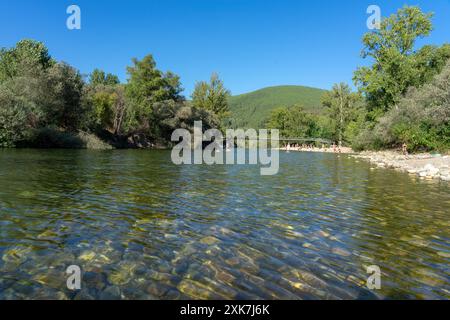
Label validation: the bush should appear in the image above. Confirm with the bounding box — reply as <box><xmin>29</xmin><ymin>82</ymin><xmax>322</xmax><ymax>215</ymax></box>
<box><xmin>24</xmin><ymin>127</ymin><xmax>112</xmax><ymax>149</ymax></box>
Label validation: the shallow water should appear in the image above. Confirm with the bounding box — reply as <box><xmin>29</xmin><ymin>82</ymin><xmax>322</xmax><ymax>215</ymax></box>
<box><xmin>0</xmin><ymin>149</ymin><xmax>449</xmax><ymax>300</ymax></box>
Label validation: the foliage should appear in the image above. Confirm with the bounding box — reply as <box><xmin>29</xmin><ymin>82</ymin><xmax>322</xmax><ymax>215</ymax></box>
<box><xmin>192</xmin><ymin>73</ymin><xmax>231</xmax><ymax>122</ymax></box>
<box><xmin>85</xmin><ymin>82</ymin><xmax>126</xmax><ymax>135</ymax></box>
<box><xmin>368</xmin><ymin>61</ymin><xmax>450</xmax><ymax>152</ymax></box>
<box><xmin>321</xmin><ymin>83</ymin><xmax>365</xmax><ymax>146</ymax></box>
<box><xmin>266</xmin><ymin>105</ymin><xmax>322</xmax><ymax>139</ymax></box>
<box><xmin>152</xmin><ymin>100</ymin><xmax>220</xmax><ymax>142</ymax></box>
<box><xmin>0</xmin><ymin>39</ymin><xmax>53</xmax><ymax>83</ymax></box>
<box><xmin>353</xmin><ymin>6</ymin><xmax>450</xmax><ymax>118</ymax></box>
<box><xmin>0</xmin><ymin>87</ymin><xmax>35</xmax><ymax>147</ymax></box>
<box><xmin>124</xmin><ymin>55</ymin><xmax>184</xmax><ymax>137</ymax></box>
<box><xmin>42</xmin><ymin>63</ymin><xmax>85</xmax><ymax>130</ymax></box>
<box><xmin>90</xmin><ymin>69</ymin><xmax>120</xmax><ymax>86</ymax></box>
<box><xmin>228</xmin><ymin>85</ymin><xmax>326</xmax><ymax>129</ymax></box>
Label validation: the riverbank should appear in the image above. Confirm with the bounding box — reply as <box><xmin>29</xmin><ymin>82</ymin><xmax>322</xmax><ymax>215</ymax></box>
<box><xmin>352</xmin><ymin>151</ymin><xmax>450</xmax><ymax>182</ymax></box>
<box><xmin>279</xmin><ymin>146</ymin><xmax>354</xmax><ymax>154</ymax></box>
<box><xmin>12</xmin><ymin>128</ymin><xmax>169</xmax><ymax>150</ymax></box>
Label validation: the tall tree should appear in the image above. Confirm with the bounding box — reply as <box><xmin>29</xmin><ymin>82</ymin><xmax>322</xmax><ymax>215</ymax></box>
<box><xmin>321</xmin><ymin>83</ymin><xmax>362</xmax><ymax>146</ymax></box>
<box><xmin>42</xmin><ymin>62</ymin><xmax>85</xmax><ymax>130</ymax></box>
<box><xmin>124</xmin><ymin>54</ymin><xmax>184</xmax><ymax>136</ymax></box>
<box><xmin>353</xmin><ymin>6</ymin><xmax>450</xmax><ymax>118</ymax></box>
<box><xmin>0</xmin><ymin>39</ymin><xmax>53</xmax><ymax>83</ymax></box>
<box><xmin>191</xmin><ymin>73</ymin><xmax>230</xmax><ymax>120</ymax></box>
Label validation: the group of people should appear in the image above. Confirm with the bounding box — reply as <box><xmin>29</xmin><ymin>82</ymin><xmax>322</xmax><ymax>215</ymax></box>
<box><xmin>284</xmin><ymin>143</ymin><xmax>342</xmax><ymax>153</ymax></box>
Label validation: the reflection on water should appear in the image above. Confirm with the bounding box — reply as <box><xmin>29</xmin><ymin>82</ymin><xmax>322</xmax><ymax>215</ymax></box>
<box><xmin>0</xmin><ymin>149</ymin><xmax>449</xmax><ymax>300</ymax></box>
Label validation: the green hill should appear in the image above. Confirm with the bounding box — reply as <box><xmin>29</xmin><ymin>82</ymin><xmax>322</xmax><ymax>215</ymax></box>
<box><xmin>228</xmin><ymin>85</ymin><xmax>327</xmax><ymax>128</ymax></box>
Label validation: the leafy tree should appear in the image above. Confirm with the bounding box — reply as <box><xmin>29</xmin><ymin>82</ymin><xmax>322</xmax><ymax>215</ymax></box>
<box><xmin>371</xmin><ymin>61</ymin><xmax>450</xmax><ymax>151</ymax></box>
<box><xmin>353</xmin><ymin>6</ymin><xmax>450</xmax><ymax>117</ymax></box>
<box><xmin>0</xmin><ymin>39</ymin><xmax>53</xmax><ymax>83</ymax></box>
<box><xmin>151</xmin><ymin>100</ymin><xmax>219</xmax><ymax>142</ymax></box>
<box><xmin>85</xmin><ymin>84</ymin><xmax>126</xmax><ymax>134</ymax></box>
<box><xmin>266</xmin><ymin>105</ymin><xmax>320</xmax><ymax>139</ymax></box>
<box><xmin>42</xmin><ymin>63</ymin><xmax>85</xmax><ymax>130</ymax></box>
<box><xmin>90</xmin><ymin>69</ymin><xmax>120</xmax><ymax>86</ymax></box>
<box><xmin>124</xmin><ymin>54</ymin><xmax>184</xmax><ymax>136</ymax></box>
<box><xmin>191</xmin><ymin>73</ymin><xmax>230</xmax><ymax>120</ymax></box>
<box><xmin>321</xmin><ymin>83</ymin><xmax>363</xmax><ymax>146</ymax></box>
<box><xmin>0</xmin><ymin>82</ymin><xmax>38</xmax><ymax>146</ymax></box>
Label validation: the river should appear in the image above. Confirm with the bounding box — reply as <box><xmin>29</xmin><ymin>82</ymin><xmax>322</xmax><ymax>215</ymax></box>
<box><xmin>0</xmin><ymin>149</ymin><xmax>449</xmax><ymax>299</ymax></box>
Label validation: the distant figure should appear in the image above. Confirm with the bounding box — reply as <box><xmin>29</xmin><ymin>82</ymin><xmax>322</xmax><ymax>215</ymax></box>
<box><xmin>332</xmin><ymin>143</ymin><xmax>337</xmax><ymax>153</ymax></box>
<box><xmin>402</xmin><ymin>143</ymin><xmax>408</xmax><ymax>156</ymax></box>
<box><xmin>286</xmin><ymin>143</ymin><xmax>291</xmax><ymax>152</ymax></box>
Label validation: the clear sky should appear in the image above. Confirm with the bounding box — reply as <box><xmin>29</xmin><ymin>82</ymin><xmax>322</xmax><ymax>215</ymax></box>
<box><xmin>1</xmin><ymin>0</ymin><xmax>449</xmax><ymax>96</ymax></box>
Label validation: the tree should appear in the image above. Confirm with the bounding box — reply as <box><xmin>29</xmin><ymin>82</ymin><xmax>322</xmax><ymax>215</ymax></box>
<box><xmin>266</xmin><ymin>105</ymin><xmax>320</xmax><ymax>139</ymax></box>
<box><xmin>321</xmin><ymin>83</ymin><xmax>363</xmax><ymax>146</ymax></box>
<box><xmin>124</xmin><ymin>54</ymin><xmax>184</xmax><ymax>136</ymax></box>
<box><xmin>0</xmin><ymin>81</ymin><xmax>39</xmax><ymax>147</ymax></box>
<box><xmin>151</xmin><ymin>100</ymin><xmax>219</xmax><ymax>142</ymax></box>
<box><xmin>0</xmin><ymin>39</ymin><xmax>53</xmax><ymax>83</ymax></box>
<box><xmin>353</xmin><ymin>6</ymin><xmax>450</xmax><ymax>117</ymax></box>
<box><xmin>372</xmin><ymin>61</ymin><xmax>450</xmax><ymax>151</ymax></box>
<box><xmin>42</xmin><ymin>63</ymin><xmax>85</xmax><ymax>130</ymax></box>
<box><xmin>191</xmin><ymin>73</ymin><xmax>230</xmax><ymax>120</ymax></box>
<box><xmin>90</xmin><ymin>69</ymin><xmax>120</xmax><ymax>86</ymax></box>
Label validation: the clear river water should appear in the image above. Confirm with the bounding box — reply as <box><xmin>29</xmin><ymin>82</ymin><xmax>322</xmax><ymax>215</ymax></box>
<box><xmin>0</xmin><ymin>149</ymin><xmax>449</xmax><ymax>300</ymax></box>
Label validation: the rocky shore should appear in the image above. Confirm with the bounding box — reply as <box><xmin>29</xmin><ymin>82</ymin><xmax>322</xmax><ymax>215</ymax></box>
<box><xmin>352</xmin><ymin>151</ymin><xmax>450</xmax><ymax>182</ymax></box>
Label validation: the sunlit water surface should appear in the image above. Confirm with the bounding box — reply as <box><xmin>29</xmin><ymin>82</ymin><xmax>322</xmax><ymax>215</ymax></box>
<box><xmin>0</xmin><ymin>149</ymin><xmax>449</xmax><ymax>300</ymax></box>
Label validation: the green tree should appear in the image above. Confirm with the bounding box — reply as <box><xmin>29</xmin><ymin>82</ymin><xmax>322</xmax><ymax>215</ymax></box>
<box><xmin>124</xmin><ymin>54</ymin><xmax>184</xmax><ymax>136</ymax></box>
<box><xmin>267</xmin><ymin>105</ymin><xmax>320</xmax><ymax>139</ymax></box>
<box><xmin>353</xmin><ymin>6</ymin><xmax>450</xmax><ymax>117</ymax></box>
<box><xmin>42</xmin><ymin>63</ymin><xmax>85</xmax><ymax>130</ymax></box>
<box><xmin>0</xmin><ymin>39</ymin><xmax>53</xmax><ymax>83</ymax></box>
<box><xmin>0</xmin><ymin>81</ymin><xmax>39</xmax><ymax>147</ymax></box>
<box><xmin>372</xmin><ymin>61</ymin><xmax>450</xmax><ymax>151</ymax></box>
<box><xmin>0</xmin><ymin>41</ymin><xmax>85</xmax><ymax>146</ymax></box>
<box><xmin>321</xmin><ymin>83</ymin><xmax>363</xmax><ymax>146</ymax></box>
<box><xmin>191</xmin><ymin>73</ymin><xmax>230</xmax><ymax>120</ymax></box>
<box><xmin>90</xmin><ymin>69</ymin><xmax>120</xmax><ymax>86</ymax></box>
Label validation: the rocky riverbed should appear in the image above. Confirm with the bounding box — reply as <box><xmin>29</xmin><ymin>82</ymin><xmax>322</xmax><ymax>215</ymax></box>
<box><xmin>352</xmin><ymin>151</ymin><xmax>450</xmax><ymax>182</ymax></box>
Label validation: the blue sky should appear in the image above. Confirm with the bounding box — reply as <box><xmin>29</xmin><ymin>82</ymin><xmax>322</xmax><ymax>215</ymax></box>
<box><xmin>1</xmin><ymin>0</ymin><xmax>449</xmax><ymax>96</ymax></box>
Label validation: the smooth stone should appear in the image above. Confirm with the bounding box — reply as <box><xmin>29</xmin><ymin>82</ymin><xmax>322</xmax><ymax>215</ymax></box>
<box><xmin>2</xmin><ymin>246</ymin><xmax>32</xmax><ymax>264</ymax></box>
<box><xmin>146</xmin><ymin>282</ymin><xmax>173</xmax><ymax>297</ymax></box>
<box><xmin>74</xmin><ymin>289</ymin><xmax>95</xmax><ymax>300</ymax></box>
<box><xmin>100</xmin><ymin>286</ymin><xmax>122</xmax><ymax>300</ymax></box>
<box><xmin>177</xmin><ymin>279</ymin><xmax>223</xmax><ymax>300</ymax></box>
<box><xmin>437</xmin><ymin>251</ymin><xmax>450</xmax><ymax>258</ymax></box>
<box><xmin>79</xmin><ymin>251</ymin><xmax>96</xmax><ymax>262</ymax></box>
<box><xmin>200</xmin><ymin>236</ymin><xmax>220</xmax><ymax>245</ymax></box>
<box><xmin>32</xmin><ymin>270</ymin><xmax>65</xmax><ymax>289</ymax></box>
<box><xmin>84</xmin><ymin>271</ymin><xmax>106</xmax><ymax>291</ymax></box>
<box><xmin>332</xmin><ymin>247</ymin><xmax>352</xmax><ymax>257</ymax></box>
<box><xmin>107</xmin><ymin>261</ymin><xmax>139</xmax><ymax>286</ymax></box>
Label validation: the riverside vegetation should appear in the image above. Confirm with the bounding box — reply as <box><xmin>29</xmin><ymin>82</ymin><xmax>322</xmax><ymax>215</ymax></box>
<box><xmin>0</xmin><ymin>44</ymin><xmax>224</xmax><ymax>149</ymax></box>
<box><xmin>238</xmin><ymin>6</ymin><xmax>450</xmax><ymax>154</ymax></box>
<box><xmin>1</xmin><ymin>6</ymin><xmax>449</xmax><ymax>154</ymax></box>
